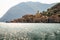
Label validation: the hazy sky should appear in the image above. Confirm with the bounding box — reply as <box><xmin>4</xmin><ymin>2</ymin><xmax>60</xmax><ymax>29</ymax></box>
<box><xmin>0</xmin><ymin>0</ymin><xmax>60</xmax><ymax>18</ymax></box>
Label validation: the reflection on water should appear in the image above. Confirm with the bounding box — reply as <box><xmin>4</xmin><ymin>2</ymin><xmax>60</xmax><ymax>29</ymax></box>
<box><xmin>0</xmin><ymin>23</ymin><xmax>60</xmax><ymax>40</ymax></box>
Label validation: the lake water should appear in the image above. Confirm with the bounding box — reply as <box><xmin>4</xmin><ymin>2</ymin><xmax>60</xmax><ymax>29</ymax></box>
<box><xmin>0</xmin><ymin>23</ymin><xmax>60</xmax><ymax>40</ymax></box>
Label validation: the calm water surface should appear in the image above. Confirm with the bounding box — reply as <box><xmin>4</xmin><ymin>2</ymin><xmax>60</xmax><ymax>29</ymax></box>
<box><xmin>0</xmin><ymin>23</ymin><xmax>60</xmax><ymax>40</ymax></box>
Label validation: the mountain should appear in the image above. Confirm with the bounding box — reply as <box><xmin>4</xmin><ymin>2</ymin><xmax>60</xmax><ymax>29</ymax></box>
<box><xmin>47</xmin><ymin>3</ymin><xmax>60</xmax><ymax>15</ymax></box>
<box><xmin>9</xmin><ymin>3</ymin><xmax>60</xmax><ymax>23</ymax></box>
<box><xmin>0</xmin><ymin>2</ymin><xmax>55</xmax><ymax>22</ymax></box>
<box><xmin>51</xmin><ymin>3</ymin><xmax>60</xmax><ymax>9</ymax></box>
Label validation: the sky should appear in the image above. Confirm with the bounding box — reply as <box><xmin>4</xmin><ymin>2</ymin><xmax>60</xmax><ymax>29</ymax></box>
<box><xmin>0</xmin><ymin>0</ymin><xmax>60</xmax><ymax>18</ymax></box>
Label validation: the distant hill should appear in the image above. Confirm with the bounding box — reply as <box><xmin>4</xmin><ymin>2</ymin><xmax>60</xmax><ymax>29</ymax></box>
<box><xmin>0</xmin><ymin>2</ymin><xmax>55</xmax><ymax>22</ymax></box>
